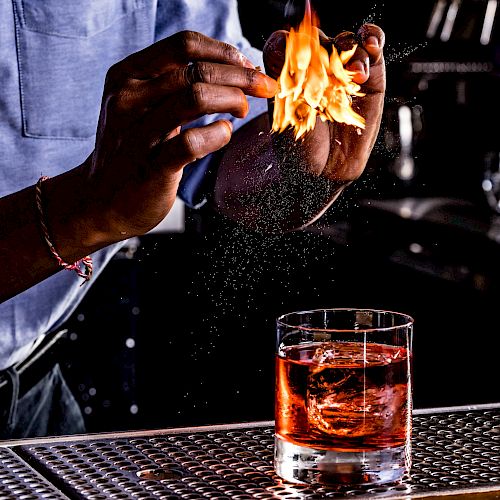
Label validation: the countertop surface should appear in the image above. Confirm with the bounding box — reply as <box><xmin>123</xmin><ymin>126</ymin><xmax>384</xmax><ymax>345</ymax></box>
<box><xmin>0</xmin><ymin>403</ymin><xmax>500</xmax><ymax>499</ymax></box>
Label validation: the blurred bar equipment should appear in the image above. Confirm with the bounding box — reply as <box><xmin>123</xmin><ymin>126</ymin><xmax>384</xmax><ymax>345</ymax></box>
<box><xmin>382</xmin><ymin>0</ymin><xmax>499</xmax><ymax>207</ymax></box>
<box><xmin>343</xmin><ymin>0</ymin><xmax>500</xmax><ymax>303</ymax></box>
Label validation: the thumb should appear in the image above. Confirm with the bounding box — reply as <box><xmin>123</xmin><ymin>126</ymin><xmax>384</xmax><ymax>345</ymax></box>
<box><xmin>263</xmin><ymin>30</ymin><xmax>288</xmax><ymax>80</ymax></box>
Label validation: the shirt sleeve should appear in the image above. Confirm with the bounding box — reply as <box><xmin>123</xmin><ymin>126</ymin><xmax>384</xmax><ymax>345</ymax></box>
<box><xmin>154</xmin><ymin>0</ymin><xmax>268</xmax><ymax>208</ymax></box>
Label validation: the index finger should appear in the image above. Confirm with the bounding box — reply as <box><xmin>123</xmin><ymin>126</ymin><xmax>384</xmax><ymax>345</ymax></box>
<box><xmin>120</xmin><ymin>30</ymin><xmax>255</xmax><ymax>79</ymax></box>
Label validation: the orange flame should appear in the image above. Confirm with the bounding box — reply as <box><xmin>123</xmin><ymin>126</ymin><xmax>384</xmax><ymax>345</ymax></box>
<box><xmin>272</xmin><ymin>2</ymin><xmax>365</xmax><ymax>140</ymax></box>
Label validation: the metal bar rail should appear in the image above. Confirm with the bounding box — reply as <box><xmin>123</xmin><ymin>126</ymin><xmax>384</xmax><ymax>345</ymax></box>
<box><xmin>0</xmin><ymin>403</ymin><xmax>499</xmax><ymax>499</ymax></box>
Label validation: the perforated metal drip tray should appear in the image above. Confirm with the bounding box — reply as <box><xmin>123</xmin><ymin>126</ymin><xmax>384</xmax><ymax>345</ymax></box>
<box><xmin>1</xmin><ymin>404</ymin><xmax>500</xmax><ymax>499</ymax></box>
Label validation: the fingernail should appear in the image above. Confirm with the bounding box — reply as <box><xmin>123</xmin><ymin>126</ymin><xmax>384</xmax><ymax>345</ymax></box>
<box><xmin>365</xmin><ymin>36</ymin><xmax>379</xmax><ymax>47</ymax></box>
<box><xmin>264</xmin><ymin>76</ymin><xmax>278</xmax><ymax>95</ymax></box>
<box><xmin>222</xmin><ymin>119</ymin><xmax>233</xmax><ymax>135</ymax></box>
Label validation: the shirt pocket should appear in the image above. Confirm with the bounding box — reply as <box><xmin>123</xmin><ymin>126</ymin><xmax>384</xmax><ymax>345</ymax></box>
<box><xmin>12</xmin><ymin>0</ymin><xmax>154</xmax><ymax>139</ymax></box>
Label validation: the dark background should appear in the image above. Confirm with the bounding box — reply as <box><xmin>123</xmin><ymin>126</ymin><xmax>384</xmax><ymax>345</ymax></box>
<box><xmin>59</xmin><ymin>0</ymin><xmax>500</xmax><ymax>434</ymax></box>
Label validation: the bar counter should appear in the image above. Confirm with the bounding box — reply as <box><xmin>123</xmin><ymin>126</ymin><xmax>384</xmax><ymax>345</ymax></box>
<box><xmin>1</xmin><ymin>403</ymin><xmax>499</xmax><ymax>499</ymax></box>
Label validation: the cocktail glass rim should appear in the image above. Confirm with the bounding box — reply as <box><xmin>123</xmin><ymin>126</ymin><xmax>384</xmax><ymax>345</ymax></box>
<box><xmin>277</xmin><ymin>307</ymin><xmax>414</xmax><ymax>333</ymax></box>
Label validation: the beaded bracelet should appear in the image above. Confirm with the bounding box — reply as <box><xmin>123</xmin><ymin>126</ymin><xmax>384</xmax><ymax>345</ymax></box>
<box><xmin>35</xmin><ymin>176</ymin><xmax>93</xmax><ymax>284</ymax></box>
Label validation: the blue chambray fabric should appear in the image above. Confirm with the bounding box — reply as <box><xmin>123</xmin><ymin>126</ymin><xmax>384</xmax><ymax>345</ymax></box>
<box><xmin>0</xmin><ymin>0</ymin><xmax>266</xmax><ymax>369</ymax></box>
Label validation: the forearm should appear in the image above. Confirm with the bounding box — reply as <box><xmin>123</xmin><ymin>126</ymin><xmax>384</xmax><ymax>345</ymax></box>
<box><xmin>0</xmin><ymin>164</ymin><xmax>113</xmax><ymax>304</ymax></box>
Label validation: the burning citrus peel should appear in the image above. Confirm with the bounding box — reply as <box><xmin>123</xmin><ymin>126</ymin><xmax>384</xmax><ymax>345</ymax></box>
<box><xmin>271</xmin><ymin>6</ymin><xmax>366</xmax><ymax>140</ymax></box>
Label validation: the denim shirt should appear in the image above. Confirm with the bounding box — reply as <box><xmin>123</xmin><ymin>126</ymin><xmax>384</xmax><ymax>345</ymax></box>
<box><xmin>0</xmin><ymin>0</ymin><xmax>266</xmax><ymax>369</ymax></box>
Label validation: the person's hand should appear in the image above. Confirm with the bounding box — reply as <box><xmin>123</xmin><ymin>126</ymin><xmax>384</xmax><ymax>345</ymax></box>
<box><xmin>262</xmin><ymin>23</ymin><xmax>385</xmax><ymax>185</ymax></box>
<box><xmin>84</xmin><ymin>30</ymin><xmax>277</xmax><ymax>242</ymax></box>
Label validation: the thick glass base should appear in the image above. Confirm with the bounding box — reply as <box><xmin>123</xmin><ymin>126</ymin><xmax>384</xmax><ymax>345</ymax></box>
<box><xmin>274</xmin><ymin>435</ymin><xmax>409</xmax><ymax>486</ymax></box>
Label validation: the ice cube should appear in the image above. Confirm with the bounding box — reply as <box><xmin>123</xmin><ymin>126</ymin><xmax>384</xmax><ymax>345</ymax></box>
<box><xmin>311</xmin><ymin>342</ymin><xmax>366</xmax><ymax>366</ymax></box>
<box><xmin>311</xmin><ymin>341</ymin><xmax>383</xmax><ymax>368</ymax></box>
<box><xmin>307</xmin><ymin>366</ymin><xmax>407</xmax><ymax>437</ymax></box>
<box><xmin>306</xmin><ymin>342</ymin><xmax>408</xmax><ymax>438</ymax></box>
<box><xmin>307</xmin><ymin>363</ymin><xmax>367</xmax><ymax>436</ymax></box>
<box><xmin>311</xmin><ymin>343</ymin><xmax>341</xmax><ymax>365</ymax></box>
